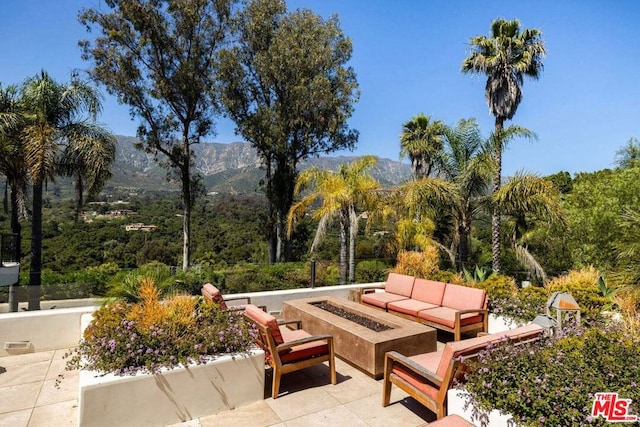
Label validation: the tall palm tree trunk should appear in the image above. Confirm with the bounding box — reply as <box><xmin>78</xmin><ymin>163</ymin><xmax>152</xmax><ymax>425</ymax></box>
<box><xmin>348</xmin><ymin>206</ymin><xmax>356</xmax><ymax>283</ymax></box>
<box><xmin>28</xmin><ymin>182</ymin><xmax>43</xmax><ymax>310</ymax></box>
<box><xmin>339</xmin><ymin>210</ymin><xmax>348</xmax><ymax>286</ymax></box>
<box><xmin>491</xmin><ymin>118</ymin><xmax>504</xmax><ymax>273</ymax></box>
<box><xmin>9</xmin><ymin>184</ymin><xmax>22</xmax><ymax>312</ymax></box>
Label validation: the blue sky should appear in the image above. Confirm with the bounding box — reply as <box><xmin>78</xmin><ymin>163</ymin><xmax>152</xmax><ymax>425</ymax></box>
<box><xmin>2</xmin><ymin>0</ymin><xmax>639</xmax><ymax>176</ymax></box>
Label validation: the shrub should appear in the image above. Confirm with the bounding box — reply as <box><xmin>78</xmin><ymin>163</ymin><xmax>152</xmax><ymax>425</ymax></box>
<box><xmin>65</xmin><ymin>278</ymin><xmax>255</xmax><ymax>376</ymax></box>
<box><xmin>356</xmin><ymin>260</ymin><xmax>391</xmax><ymax>283</ymax></box>
<box><xmin>462</xmin><ymin>324</ymin><xmax>640</xmax><ymax>426</ymax></box>
<box><xmin>471</xmin><ymin>276</ymin><xmax>547</xmax><ymax>325</ymax></box>
<box><xmin>545</xmin><ymin>267</ymin><xmax>610</xmax><ymax>325</ymax></box>
<box><xmin>392</xmin><ymin>249</ymin><xmax>439</xmax><ymax>278</ymax></box>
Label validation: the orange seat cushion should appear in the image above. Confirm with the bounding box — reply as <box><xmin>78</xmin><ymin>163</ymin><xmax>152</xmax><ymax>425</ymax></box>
<box><xmin>279</xmin><ymin>328</ymin><xmax>329</xmax><ymax>364</ymax></box>
<box><xmin>361</xmin><ymin>292</ymin><xmax>408</xmax><ymax>309</ymax></box>
<box><xmin>245</xmin><ymin>304</ymin><xmax>285</xmax><ymax>345</ymax></box>
<box><xmin>417</xmin><ymin>307</ymin><xmax>483</xmax><ymax>329</ymax></box>
<box><xmin>387</xmin><ymin>298</ymin><xmax>439</xmax><ymax>317</ymax></box>
<box><xmin>410</xmin><ymin>278</ymin><xmax>447</xmax><ymax>305</ymax></box>
<box><xmin>392</xmin><ymin>363</ymin><xmax>440</xmax><ymax>401</ymax></box>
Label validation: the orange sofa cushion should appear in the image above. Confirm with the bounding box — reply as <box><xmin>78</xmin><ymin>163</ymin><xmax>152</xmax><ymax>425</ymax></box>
<box><xmin>245</xmin><ymin>304</ymin><xmax>285</xmax><ymax>345</ymax></box>
<box><xmin>387</xmin><ymin>298</ymin><xmax>439</xmax><ymax>317</ymax></box>
<box><xmin>417</xmin><ymin>307</ymin><xmax>483</xmax><ymax>330</ymax></box>
<box><xmin>361</xmin><ymin>292</ymin><xmax>408</xmax><ymax>309</ymax></box>
<box><xmin>410</xmin><ymin>278</ymin><xmax>447</xmax><ymax>305</ymax></box>
<box><xmin>441</xmin><ymin>284</ymin><xmax>486</xmax><ymax>310</ymax></box>
<box><xmin>384</xmin><ymin>273</ymin><xmax>415</xmax><ymax>297</ymax></box>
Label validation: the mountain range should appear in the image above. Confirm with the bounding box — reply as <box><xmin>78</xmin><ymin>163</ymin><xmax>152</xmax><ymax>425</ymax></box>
<box><xmin>107</xmin><ymin>136</ymin><xmax>412</xmax><ymax>194</ymax></box>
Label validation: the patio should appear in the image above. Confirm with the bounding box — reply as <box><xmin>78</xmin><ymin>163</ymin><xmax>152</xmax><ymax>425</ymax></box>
<box><xmin>0</xmin><ymin>346</ymin><xmax>443</xmax><ymax>426</ymax></box>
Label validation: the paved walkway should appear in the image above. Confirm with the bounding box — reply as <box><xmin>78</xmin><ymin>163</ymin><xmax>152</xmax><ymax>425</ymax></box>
<box><xmin>0</xmin><ymin>349</ymin><xmax>443</xmax><ymax>426</ymax></box>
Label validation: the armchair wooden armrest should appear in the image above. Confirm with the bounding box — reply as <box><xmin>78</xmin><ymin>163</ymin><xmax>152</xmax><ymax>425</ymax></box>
<box><xmin>275</xmin><ymin>334</ymin><xmax>333</xmax><ymax>352</ymax></box>
<box><xmin>277</xmin><ymin>318</ymin><xmax>302</xmax><ymax>329</ymax></box>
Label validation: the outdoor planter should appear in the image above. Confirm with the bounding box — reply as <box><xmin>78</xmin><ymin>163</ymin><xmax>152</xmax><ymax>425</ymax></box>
<box><xmin>448</xmin><ymin>388</ymin><xmax>515</xmax><ymax>427</ymax></box>
<box><xmin>78</xmin><ymin>350</ymin><xmax>265</xmax><ymax>427</ymax></box>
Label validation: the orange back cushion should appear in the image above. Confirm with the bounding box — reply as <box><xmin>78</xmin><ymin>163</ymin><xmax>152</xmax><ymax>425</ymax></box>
<box><xmin>441</xmin><ymin>284</ymin><xmax>486</xmax><ymax>311</ymax></box>
<box><xmin>410</xmin><ymin>278</ymin><xmax>446</xmax><ymax>305</ymax></box>
<box><xmin>244</xmin><ymin>304</ymin><xmax>284</xmax><ymax>345</ymax></box>
<box><xmin>202</xmin><ymin>283</ymin><xmax>227</xmax><ymax>309</ymax></box>
<box><xmin>385</xmin><ymin>273</ymin><xmax>415</xmax><ymax>297</ymax></box>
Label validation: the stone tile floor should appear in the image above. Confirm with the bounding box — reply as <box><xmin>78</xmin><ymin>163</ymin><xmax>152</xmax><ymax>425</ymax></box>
<box><xmin>0</xmin><ymin>348</ymin><xmax>447</xmax><ymax>426</ymax></box>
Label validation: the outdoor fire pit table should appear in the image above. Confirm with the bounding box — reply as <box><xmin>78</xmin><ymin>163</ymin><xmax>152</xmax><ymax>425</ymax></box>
<box><xmin>282</xmin><ymin>296</ymin><xmax>437</xmax><ymax>378</ymax></box>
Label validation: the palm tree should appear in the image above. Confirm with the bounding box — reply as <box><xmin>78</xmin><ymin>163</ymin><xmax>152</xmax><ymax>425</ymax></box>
<box><xmin>491</xmin><ymin>172</ymin><xmax>564</xmax><ymax>282</ymax></box>
<box><xmin>58</xmin><ymin>130</ymin><xmax>116</xmax><ymax>222</ymax></box>
<box><xmin>440</xmin><ymin>118</ymin><xmax>494</xmax><ymax>268</ymax></box>
<box><xmin>0</xmin><ymin>85</ymin><xmax>28</xmax><ymax>242</ymax></box>
<box><xmin>373</xmin><ymin>177</ymin><xmax>459</xmax><ymax>261</ymax></box>
<box><xmin>20</xmin><ymin>71</ymin><xmax>114</xmax><ymax>310</ymax></box>
<box><xmin>462</xmin><ymin>18</ymin><xmax>546</xmax><ymax>273</ymax></box>
<box><xmin>399</xmin><ymin>114</ymin><xmax>446</xmax><ymax>179</ymax></box>
<box><xmin>288</xmin><ymin>156</ymin><xmax>380</xmax><ymax>285</ymax></box>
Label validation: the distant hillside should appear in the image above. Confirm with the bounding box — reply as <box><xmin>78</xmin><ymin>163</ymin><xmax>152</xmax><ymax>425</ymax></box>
<box><xmin>107</xmin><ymin>135</ymin><xmax>412</xmax><ymax>194</ymax></box>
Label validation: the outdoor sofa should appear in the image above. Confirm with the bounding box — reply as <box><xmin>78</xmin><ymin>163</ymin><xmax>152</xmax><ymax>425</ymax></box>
<box><xmin>360</xmin><ymin>273</ymin><xmax>488</xmax><ymax>340</ymax></box>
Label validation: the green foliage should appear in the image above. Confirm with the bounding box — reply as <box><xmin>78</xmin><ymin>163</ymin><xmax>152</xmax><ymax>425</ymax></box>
<box><xmin>79</xmin><ymin>0</ymin><xmax>235</xmax><ymax>268</ymax></box>
<box><xmin>463</xmin><ymin>265</ymin><xmax>490</xmax><ymax>282</ymax></box>
<box><xmin>546</xmin><ymin>170</ymin><xmax>573</xmax><ymax>194</ymax></box>
<box><xmin>565</xmin><ymin>168</ymin><xmax>640</xmax><ymax>270</ymax></box>
<box><xmin>217</xmin><ymin>0</ymin><xmax>359</xmax><ymax>262</ymax></box>
<box><xmin>462</xmin><ymin>324</ymin><xmax>640</xmax><ymax>426</ymax></box>
<box><xmin>64</xmin><ymin>283</ymin><xmax>255</xmax><ymax>376</ymax></box>
<box><xmin>355</xmin><ymin>260</ymin><xmax>390</xmax><ymax>283</ymax></box>
<box><xmin>472</xmin><ymin>275</ymin><xmax>547</xmax><ymax>324</ymax></box>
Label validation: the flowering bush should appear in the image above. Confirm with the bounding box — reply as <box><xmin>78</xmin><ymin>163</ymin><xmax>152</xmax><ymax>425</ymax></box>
<box><xmin>469</xmin><ymin>275</ymin><xmax>546</xmax><ymax>325</ymax></box>
<box><xmin>461</xmin><ymin>323</ymin><xmax>640</xmax><ymax>426</ymax></box>
<box><xmin>65</xmin><ymin>278</ymin><xmax>256</xmax><ymax>376</ymax></box>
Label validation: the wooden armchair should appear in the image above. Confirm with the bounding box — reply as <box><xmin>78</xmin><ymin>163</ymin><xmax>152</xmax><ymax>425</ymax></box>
<box><xmin>382</xmin><ymin>324</ymin><xmax>544</xmax><ymax>419</ymax></box>
<box><xmin>201</xmin><ymin>283</ymin><xmax>266</xmax><ymax>311</ymax></box>
<box><xmin>244</xmin><ymin>304</ymin><xmax>337</xmax><ymax>399</ymax></box>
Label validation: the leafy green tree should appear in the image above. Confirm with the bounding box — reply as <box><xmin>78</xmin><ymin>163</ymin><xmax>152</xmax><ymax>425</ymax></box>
<box><xmin>217</xmin><ymin>0</ymin><xmax>359</xmax><ymax>263</ymax></box>
<box><xmin>20</xmin><ymin>71</ymin><xmax>114</xmax><ymax>310</ymax></box>
<box><xmin>615</xmin><ymin>137</ymin><xmax>640</xmax><ymax>169</ymax></box>
<box><xmin>565</xmin><ymin>168</ymin><xmax>640</xmax><ymax>271</ymax></box>
<box><xmin>399</xmin><ymin>113</ymin><xmax>446</xmax><ymax>179</ymax></box>
<box><xmin>462</xmin><ymin>18</ymin><xmax>546</xmax><ymax>273</ymax></box>
<box><xmin>546</xmin><ymin>170</ymin><xmax>573</xmax><ymax>194</ymax></box>
<box><xmin>288</xmin><ymin>156</ymin><xmax>379</xmax><ymax>285</ymax></box>
<box><xmin>79</xmin><ymin>0</ymin><xmax>235</xmax><ymax>270</ymax></box>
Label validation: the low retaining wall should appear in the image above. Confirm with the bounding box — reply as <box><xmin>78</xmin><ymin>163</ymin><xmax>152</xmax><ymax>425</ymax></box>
<box><xmin>79</xmin><ymin>350</ymin><xmax>265</xmax><ymax>427</ymax></box>
<box><xmin>0</xmin><ymin>305</ymin><xmax>98</xmax><ymax>356</ymax></box>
